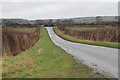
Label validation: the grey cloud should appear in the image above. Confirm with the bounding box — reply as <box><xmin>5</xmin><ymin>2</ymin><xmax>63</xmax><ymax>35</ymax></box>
<box><xmin>2</xmin><ymin>2</ymin><xmax>118</xmax><ymax>20</ymax></box>
<box><xmin>2</xmin><ymin>0</ymin><xmax>119</xmax><ymax>2</ymax></box>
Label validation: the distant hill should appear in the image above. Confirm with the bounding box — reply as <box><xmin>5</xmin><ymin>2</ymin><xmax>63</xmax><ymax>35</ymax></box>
<box><xmin>1</xmin><ymin>16</ymin><xmax>117</xmax><ymax>25</ymax></box>
<box><xmin>70</xmin><ymin>16</ymin><xmax>117</xmax><ymax>21</ymax></box>
<box><xmin>0</xmin><ymin>19</ymin><xmax>29</xmax><ymax>24</ymax></box>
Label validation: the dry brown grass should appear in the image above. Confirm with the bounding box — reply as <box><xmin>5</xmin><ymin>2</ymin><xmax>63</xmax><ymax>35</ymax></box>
<box><xmin>2</xmin><ymin>27</ymin><xmax>40</xmax><ymax>57</ymax></box>
<box><xmin>58</xmin><ymin>26</ymin><xmax>119</xmax><ymax>42</ymax></box>
<box><xmin>37</xmin><ymin>48</ymin><xmax>44</xmax><ymax>54</ymax></box>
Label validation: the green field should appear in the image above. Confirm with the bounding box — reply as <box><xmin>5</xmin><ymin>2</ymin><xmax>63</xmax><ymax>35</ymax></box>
<box><xmin>10</xmin><ymin>28</ymin><xmax>36</xmax><ymax>33</ymax></box>
<box><xmin>2</xmin><ymin>27</ymin><xmax>104</xmax><ymax>78</ymax></box>
<box><xmin>67</xmin><ymin>27</ymin><xmax>115</xmax><ymax>31</ymax></box>
<box><xmin>54</xmin><ymin>27</ymin><xmax>119</xmax><ymax>49</ymax></box>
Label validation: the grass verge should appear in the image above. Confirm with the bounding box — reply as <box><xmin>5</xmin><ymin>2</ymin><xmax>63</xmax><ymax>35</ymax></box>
<box><xmin>53</xmin><ymin>27</ymin><xmax>119</xmax><ymax>49</ymax></box>
<box><xmin>2</xmin><ymin>27</ymin><xmax>104</xmax><ymax>78</ymax></box>
<box><xmin>10</xmin><ymin>28</ymin><xmax>36</xmax><ymax>33</ymax></box>
<box><xmin>66</xmin><ymin>27</ymin><xmax>115</xmax><ymax>31</ymax></box>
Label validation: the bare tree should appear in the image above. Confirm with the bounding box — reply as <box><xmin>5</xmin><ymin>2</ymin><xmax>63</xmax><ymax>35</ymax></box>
<box><xmin>96</xmin><ymin>16</ymin><xmax>103</xmax><ymax>27</ymax></box>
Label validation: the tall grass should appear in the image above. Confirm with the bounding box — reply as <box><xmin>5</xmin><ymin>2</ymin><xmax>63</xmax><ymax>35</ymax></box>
<box><xmin>2</xmin><ymin>27</ymin><xmax>40</xmax><ymax>56</ymax></box>
<box><xmin>54</xmin><ymin>27</ymin><xmax>119</xmax><ymax>49</ymax></box>
<box><xmin>58</xmin><ymin>26</ymin><xmax>119</xmax><ymax>42</ymax></box>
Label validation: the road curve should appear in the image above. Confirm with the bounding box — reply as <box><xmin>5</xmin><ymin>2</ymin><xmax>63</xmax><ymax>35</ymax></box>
<box><xmin>46</xmin><ymin>27</ymin><xmax>118</xmax><ymax>78</ymax></box>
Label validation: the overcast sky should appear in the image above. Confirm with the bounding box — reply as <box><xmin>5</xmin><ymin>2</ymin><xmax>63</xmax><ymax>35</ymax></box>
<box><xmin>1</xmin><ymin>0</ymin><xmax>119</xmax><ymax>20</ymax></box>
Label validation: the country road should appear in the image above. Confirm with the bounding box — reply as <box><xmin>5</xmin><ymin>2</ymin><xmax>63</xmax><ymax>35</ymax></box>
<box><xmin>46</xmin><ymin>27</ymin><xmax>118</xmax><ymax>78</ymax></box>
